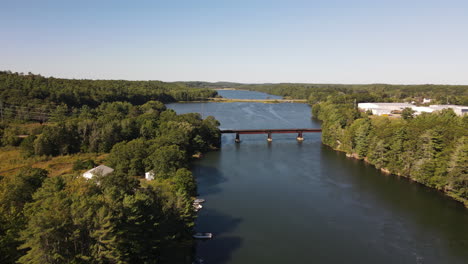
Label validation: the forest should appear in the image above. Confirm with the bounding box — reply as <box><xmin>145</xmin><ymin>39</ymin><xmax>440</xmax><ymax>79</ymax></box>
<box><xmin>183</xmin><ymin>81</ymin><xmax>468</xmax><ymax>106</ymax></box>
<box><xmin>313</xmin><ymin>101</ymin><xmax>468</xmax><ymax>205</ymax></box>
<box><xmin>0</xmin><ymin>71</ymin><xmax>217</xmax><ymax>122</ymax></box>
<box><xmin>0</xmin><ymin>72</ymin><xmax>221</xmax><ymax>263</ymax></box>
<box><xmin>240</xmin><ymin>83</ymin><xmax>468</xmax><ymax>206</ymax></box>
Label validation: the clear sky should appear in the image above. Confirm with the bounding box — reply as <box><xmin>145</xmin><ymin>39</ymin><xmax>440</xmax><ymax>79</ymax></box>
<box><xmin>1</xmin><ymin>0</ymin><xmax>468</xmax><ymax>84</ymax></box>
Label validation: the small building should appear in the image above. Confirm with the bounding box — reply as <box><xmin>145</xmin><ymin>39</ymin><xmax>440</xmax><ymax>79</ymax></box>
<box><xmin>411</xmin><ymin>106</ymin><xmax>434</xmax><ymax>114</ymax></box>
<box><xmin>83</xmin><ymin>165</ymin><xmax>114</xmax><ymax>179</ymax></box>
<box><xmin>359</xmin><ymin>102</ymin><xmax>468</xmax><ymax>117</ymax></box>
<box><xmin>358</xmin><ymin>103</ymin><xmax>414</xmax><ymax>115</ymax></box>
<box><xmin>145</xmin><ymin>171</ymin><xmax>155</xmax><ymax>181</ymax></box>
<box><xmin>423</xmin><ymin>98</ymin><xmax>432</xmax><ymax>104</ymax></box>
<box><xmin>429</xmin><ymin>105</ymin><xmax>468</xmax><ymax>116</ymax></box>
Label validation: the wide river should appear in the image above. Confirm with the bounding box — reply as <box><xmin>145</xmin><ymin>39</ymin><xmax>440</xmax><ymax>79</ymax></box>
<box><xmin>168</xmin><ymin>90</ymin><xmax>468</xmax><ymax>264</ymax></box>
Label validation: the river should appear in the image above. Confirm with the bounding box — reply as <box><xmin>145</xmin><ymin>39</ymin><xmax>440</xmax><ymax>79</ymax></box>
<box><xmin>168</xmin><ymin>90</ymin><xmax>468</xmax><ymax>264</ymax></box>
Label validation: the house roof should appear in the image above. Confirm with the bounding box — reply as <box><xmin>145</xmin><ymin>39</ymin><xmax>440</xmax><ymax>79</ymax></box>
<box><xmin>84</xmin><ymin>165</ymin><xmax>114</xmax><ymax>177</ymax></box>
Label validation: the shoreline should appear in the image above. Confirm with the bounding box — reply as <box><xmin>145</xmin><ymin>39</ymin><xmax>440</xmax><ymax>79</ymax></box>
<box><xmin>329</xmin><ymin>145</ymin><xmax>468</xmax><ymax>208</ymax></box>
<box><xmin>178</xmin><ymin>98</ymin><xmax>308</xmax><ymax>104</ymax></box>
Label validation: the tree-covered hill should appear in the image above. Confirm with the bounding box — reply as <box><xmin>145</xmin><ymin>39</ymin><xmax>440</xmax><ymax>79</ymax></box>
<box><xmin>0</xmin><ymin>71</ymin><xmax>217</xmax><ymax>114</ymax></box>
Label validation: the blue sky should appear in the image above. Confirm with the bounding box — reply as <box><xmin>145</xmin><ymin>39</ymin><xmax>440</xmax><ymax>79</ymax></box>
<box><xmin>1</xmin><ymin>0</ymin><xmax>468</xmax><ymax>84</ymax></box>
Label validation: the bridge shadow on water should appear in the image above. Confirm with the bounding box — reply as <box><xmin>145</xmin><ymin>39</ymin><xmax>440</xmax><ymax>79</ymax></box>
<box><xmin>196</xmin><ymin>208</ymin><xmax>243</xmax><ymax>264</ymax></box>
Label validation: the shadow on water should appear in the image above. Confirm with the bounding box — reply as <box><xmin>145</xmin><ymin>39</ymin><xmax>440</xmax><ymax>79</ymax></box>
<box><xmin>320</xmin><ymin>145</ymin><xmax>468</xmax><ymax>263</ymax></box>
<box><xmin>192</xmin><ymin>165</ymin><xmax>228</xmax><ymax>196</ymax></box>
<box><xmin>196</xmin><ymin>208</ymin><xmax>243</xmax><ymax>264</ymax></box>
<box><xmin>196</xmin><ymin>208</ymin><xmax>243</xmax><ymax>236</ymax></box>
<box><xmin>197</xmin><ymin>236</ymin><xmax>243</xmax><ymax>264</ymax></box>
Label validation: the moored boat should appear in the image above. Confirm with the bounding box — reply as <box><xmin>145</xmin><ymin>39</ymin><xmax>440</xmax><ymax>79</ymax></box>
<box><xmin>193</xmin><ymin>232</ymin><xmax>213</xmax><ymax>239</ymax></box>
<box><xmin>194</xmin><ymin>198</ymin><xmax>205</xmax><ymax>203</ymax></box>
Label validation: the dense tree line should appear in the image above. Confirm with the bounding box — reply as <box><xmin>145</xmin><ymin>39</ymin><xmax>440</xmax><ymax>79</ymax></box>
<box><xmin>312</xmin><ymin>101</ymin><xmax>468</xmax><ymax>205</ymax></box>
<box><xmin>0</xmin><ymin>71</ymin><xmax>221</xmax><ymax>263</ymax></box>
<box><xmin>9</xmin><ymin>101</ymin><xmax>219</xmax><ymax>157</ymax></box>
<box><xmin>245</xmin><ymin>83</ymin><xmax>468</xmax><ymax>105</ymax></box>
<box><xmin>183</xmin><ymin>81</ymin><xmax>468</xmax><ymax>105</ymax></box>
<box><xmin>0</xmin><ymin>71</ymin><xmax>217</xmax><ymax>122</ymax></box>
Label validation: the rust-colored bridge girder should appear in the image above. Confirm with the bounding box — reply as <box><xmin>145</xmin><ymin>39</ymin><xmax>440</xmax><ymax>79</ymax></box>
<box><xmin>220</xmin><ymin>128</ymin><xmax>322</xmax><ymax>143</ymax></box>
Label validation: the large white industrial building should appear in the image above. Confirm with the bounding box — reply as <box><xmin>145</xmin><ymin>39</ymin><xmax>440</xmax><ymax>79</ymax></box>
<box><xmin>358</xmin><ymin>103</ymin><xmax>468</xmax><ymax>116</ymax></box>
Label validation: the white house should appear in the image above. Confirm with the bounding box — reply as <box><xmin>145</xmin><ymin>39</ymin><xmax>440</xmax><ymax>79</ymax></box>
<box><xmin>82</xmin><ymin>165</ymin><xmax>114</xmax><ymax>179</ymax></box>
<box><xmin>145</xmin><ymin>171</ymin><xmax>155</xmax><ymax>181</ymax></box>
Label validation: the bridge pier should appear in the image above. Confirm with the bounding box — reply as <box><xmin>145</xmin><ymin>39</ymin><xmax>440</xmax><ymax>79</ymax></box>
<box><xmin>222</xmin><ymin>128</ymin><xmax>321</xmax><ymax>143</ymax></box>
<box><xmin>235</xmin><ymin>132</ymin><xmax>241</xmax><ymax>143</ymax></box>
<box><xmin>297</xmin><ymin>131</ymin><xmax>304</xmax><ymax>141</ymax></box>
<box><xmin>267</xmin><ymin>132</ymin><xmax>272</xmax><ymax>142</ymax></box>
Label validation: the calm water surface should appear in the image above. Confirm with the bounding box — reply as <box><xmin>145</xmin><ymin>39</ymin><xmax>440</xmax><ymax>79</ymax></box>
<box><xmin>168</xmin><ymin>90</ymin><xmax>468</xmax><ymax>264</ymax></box>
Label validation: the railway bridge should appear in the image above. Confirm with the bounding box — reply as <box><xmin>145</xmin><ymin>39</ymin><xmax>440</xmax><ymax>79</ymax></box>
<box><xmin>220</xmin><ymin>128</ymin><xmax>322</xmax><ymax>142</ymax></box>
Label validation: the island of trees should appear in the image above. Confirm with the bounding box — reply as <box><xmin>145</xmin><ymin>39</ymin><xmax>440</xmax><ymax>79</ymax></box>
<box><xmin>0</xmin><ymin>71</ymin><xmax>221</xmax><ymax>263</ymax></box>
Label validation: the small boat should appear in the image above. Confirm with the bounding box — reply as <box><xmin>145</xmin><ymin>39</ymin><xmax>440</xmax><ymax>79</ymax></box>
<box><xmin>194</xmin><ymin>198</ymin><xmax>205</xmax><ymax>203</ymax></box>
<box><xmin>193</xmin><ymin>204</ymin><xmax>203</xmax><ymax>209</ymax></box>
<box><xmin>193</xmin><ymin>232</ymin><xmax>213</xmax><ymax>239</ymax></box>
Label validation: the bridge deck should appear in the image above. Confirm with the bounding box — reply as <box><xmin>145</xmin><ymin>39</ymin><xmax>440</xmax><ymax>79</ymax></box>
<box><xmin>221</xmin><ymin>128</ymin><xmax>321</xmax><ymax>134</ymax></box>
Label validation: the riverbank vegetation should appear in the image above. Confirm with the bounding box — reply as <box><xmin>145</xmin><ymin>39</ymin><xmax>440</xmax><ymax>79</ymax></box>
<box><xmin>313</xmin><ymin>101</ymin><xmax>468</xmax><ymax>205</ymax></box>
<box><xmin>0</xmin><ymin>71</ymin><xmax>221</xmax><ymax>263</ymax></box>
<box><xmin>238</xmin><ymin>83</ymin><xmax>468</xmax><ymax>206</ymax></box>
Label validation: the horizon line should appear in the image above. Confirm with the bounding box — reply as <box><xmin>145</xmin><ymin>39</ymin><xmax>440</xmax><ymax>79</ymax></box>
<box><xmin>2</xmin><ymin>70</ymin><xmax>468</xmax><ymax>87</ymax></box>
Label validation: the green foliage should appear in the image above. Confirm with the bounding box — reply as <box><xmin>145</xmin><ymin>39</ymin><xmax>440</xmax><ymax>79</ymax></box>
<box><xmin>1</xmin><ymin>126</ymin><xmax>22</xmax><ymax>146</ymax></box>
<box><xmin>33</xmin><ymin>123</ymin><xmax>80</xmax><ymax>156</ymax></box>
<box><xmin>0</xmin><ymin>168</ymin><xmax>48</xmax><ymax>264</ymax></box>
<box><xmin>0</xmin><ymin>71</ymin><xmax>221</xmax><ymax>262</ymax></box>
<box><xmin>401</xmin><ymin>107</ymin><xmax>415</xmax><ymax>120</ymax></box>
<box><xmin>173</xmin><ymin>168</ymin><xmax>197</xmax><ymax>196</ymax></box>
<box><xmin>49</xmin><ymin>104</ymin><xmax>68</xmax><ymax>122</ymax></box>
<box><xmin>229</xmin><ymin>82</ymin><xmax>468</xmax><ymax>105</ymax></box>
<box><xmin>148</xmin><ymin>145</ymin><xmax>187</xmax><ymax>179</ymax></box>
<box><xmin>72</xmin><ymin>159</ymin><xmax>96</xmax><ymax>171</ymax></box>
<box><xmin>447</xmin><ymin>137</ymin><xmax>468</xmax><ymax>198</ymax></box>
<box><xmin>107</xmin><ymin>139</ymin><xmax>148</xmax><ymax>176</ymax></box>
<box><xmin>19</xmin><ymin>135</ymin><xmax>36</xmax><ymax>157</ymax></box>
<box><xmin>0</xmin><ymin>71</ymin><xmax>217</xmax><ymax>122</ymax></box>
<box><xmin>18</xmin><ymin>176</ymin><xmax>75</xmax><ymax>264</ymax></box>
<box><xmin>16</xmin><ymin>170</ymin><xmax>195</xmax><ymax>264</ymax></box>
<box><xmin>313</xmin><ymin>100</ymin><xmax>468</xmax><ymax>202</ymax></box>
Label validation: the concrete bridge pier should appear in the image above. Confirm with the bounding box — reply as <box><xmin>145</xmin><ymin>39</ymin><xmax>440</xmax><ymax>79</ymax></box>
<box><xmin>235</xmin><ymin>132</ymin><xmax>241</xmax><ymax>143</ymax></box>
<box><xmin>297</xmin><ymin>131</ymin><xmax>304</xmax><ymax>141</ymax></box>
<box><xmin>267</xmin><ymin>132</ymin><xmax>273</xmax><ymax>142</ymax></box>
